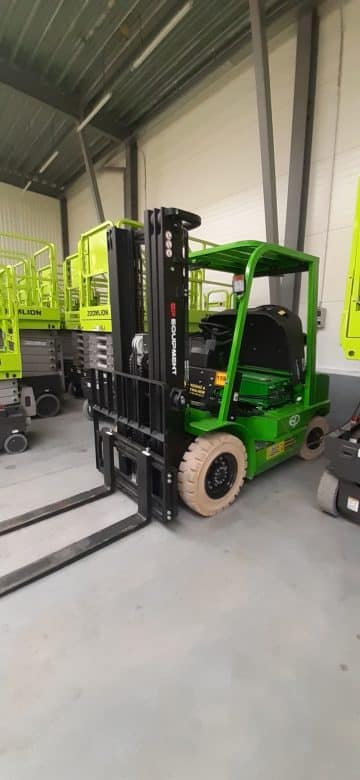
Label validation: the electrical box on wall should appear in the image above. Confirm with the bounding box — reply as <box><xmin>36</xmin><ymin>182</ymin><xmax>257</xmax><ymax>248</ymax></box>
<box><xmin>317</xmin><ymin>306</ymin><xmax>326</xmax><ymax>329</ymax></box>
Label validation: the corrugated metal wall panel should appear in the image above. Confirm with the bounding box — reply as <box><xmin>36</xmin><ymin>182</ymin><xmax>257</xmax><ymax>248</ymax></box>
<box><xmin>0</xmin><ymin>182</ymin><xmax>62</xmax><ymax>261</ymax></box>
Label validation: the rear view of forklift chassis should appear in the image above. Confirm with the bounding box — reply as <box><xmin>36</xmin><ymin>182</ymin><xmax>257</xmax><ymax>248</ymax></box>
<box><xmin>0</xmin><ymin>207</ymin><xmax>330</xmax><ymax>595</ymax></box>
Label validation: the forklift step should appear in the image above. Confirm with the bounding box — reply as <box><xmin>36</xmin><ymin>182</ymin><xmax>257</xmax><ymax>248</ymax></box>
<box><xmin>0</xmin><ymin>513</ymin><xmax>149</xmax><ymax>598</ymax></box>
<box><xmin>0</xmin><ymin>485</ymin><xmax>111</xmax><ymax>536</ymax></box>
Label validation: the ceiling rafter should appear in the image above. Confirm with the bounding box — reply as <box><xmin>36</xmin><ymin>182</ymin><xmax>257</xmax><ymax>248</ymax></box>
<box><xmin>0</xmin><ymin>165</ymin><xmax>63</xmax><ymax>198</ymax></box>
<box><xmin>0</xmin><ymin>58</ymin><xmax>130</xmax><ymax>142</ymax></box>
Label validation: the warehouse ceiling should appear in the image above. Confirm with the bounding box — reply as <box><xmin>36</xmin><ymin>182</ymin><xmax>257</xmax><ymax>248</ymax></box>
<box><xmin>0</xmin><ymin>0</ymin><xmax>310</xmax><ymax>198</ymax></box>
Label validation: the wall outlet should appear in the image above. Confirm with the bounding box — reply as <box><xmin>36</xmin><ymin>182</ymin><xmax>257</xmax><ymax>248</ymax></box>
<box><xmin>317</xmin><ymin>306</ymin><xmax>326</xmax><ymax>329</ymax></box>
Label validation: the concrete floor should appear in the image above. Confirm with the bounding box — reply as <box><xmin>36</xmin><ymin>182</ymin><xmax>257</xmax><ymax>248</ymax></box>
<box><xmin>0</xmin><ymin>396</ymin><xmax>360</xmax><ymax>779</ymax></box>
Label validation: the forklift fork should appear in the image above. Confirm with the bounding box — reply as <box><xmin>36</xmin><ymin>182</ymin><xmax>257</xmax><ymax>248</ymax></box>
<box><xmin>0</xmin><ymin>429</ymin><xmax>152</xmax><ymax>598</ymax></box>
<box><xmin>0</xmin><ymin>207</ymin><xmax>200</xmax><ymax>598</ymax></box>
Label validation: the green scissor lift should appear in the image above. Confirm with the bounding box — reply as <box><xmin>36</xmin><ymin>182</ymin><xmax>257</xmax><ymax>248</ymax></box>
<box><xmin>0</xmin><ymin>233</ymin><xmax>63</xmax><ymax>418</ymax></box>
<box><xmin>0</xmin><ymin>264</ymin><xmax>28</xmax><ymax>453</ymax></box>
<box><xmin>0</xmin><ymin>263</ymin><xmax>21</xmax><ymax>380</ymax></box>
<box><xmin>341</xmin><ymin>180</ymin><xmax>360</xmax><ymax>359</ymax></box>
<box><xmin>64</xmin><ymin>221</ymin><xmax>234</xmax><ymax>334</ymax></box>
<box><xmin>63</xmin><ymin>219</ymin><xmax>233</xmax><ymax>411</ymax></box>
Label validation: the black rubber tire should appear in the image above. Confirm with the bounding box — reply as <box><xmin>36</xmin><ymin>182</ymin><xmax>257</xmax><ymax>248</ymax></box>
<box><xmin>317</xmin><ymin>469</ymin><xmax>339</xmax><ymax>516</ymax></box>
<box><xmin>178</xmin><ymin>432</ymin><xmax>247</xmax><ymax>516</ymax></box>
<box><xmin>83</xmin><ymin>400</ymin><xmax>93</xmax><ymax>420</ymax></box>
<box><xmin>4</xmin><ymin>433</ymin><xmax>28</xmax><ymax>454</ymax></box>
<box><xmin>298</xmin><ymin>416</ymin><xmax>329</xmax><ymax>461</ymax></box>
<box><xmin>69</xmin><ymin>382</ymin><xmax>83</xmax><ymax>398</ymax></box>
<box><xmin>36</xmin><ymin>392</ymin><xmax>61</xmax><ymax>418</ymax></box>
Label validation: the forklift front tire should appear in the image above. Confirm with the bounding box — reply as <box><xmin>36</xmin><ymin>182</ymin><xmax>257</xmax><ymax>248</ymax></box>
<box><xmin>4</xmin><ymin>433</ymin><xmax>28</xmax><ymax>455</ymax></box>
<box><xmin>298</xmin><ymin>416</ymin><xmax>329</xmax><ymax>461</ymax></box>
<box><xmin>317</xmin><ymin>469</ymin><xmax>339</xmax><ymax>516</ymax></box>
<box><xmin>178</xmin><ymin>432</ymin><xmax>247</xmax><ymax>517</ymax></box>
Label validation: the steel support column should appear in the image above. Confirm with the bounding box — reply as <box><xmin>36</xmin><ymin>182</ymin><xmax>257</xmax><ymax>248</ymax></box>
<box><xmin>282</xmin><ymin>8</ymin><xmax>319</xmax><ymax>312</ymax></box>
<box><xmin>124</xmin><ymin>139</ymin><xmax>138</xmax><ymax>220</ymax></box>
<box><xmin>249</xmin><ymin>0</ymin><xmax>280</xmax><ymax>303</ymax></box>
<box><xmin>78</xmin><ymin>129</ymin><xmax>105</xmax><ymax>223</ymax></box>
<box><xmin>60</xmin><ymin>197</ymin><xmax>69</xmax><ymax>259</ymax></box>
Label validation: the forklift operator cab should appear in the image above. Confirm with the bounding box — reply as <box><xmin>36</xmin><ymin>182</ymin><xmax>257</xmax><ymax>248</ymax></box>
<box><xmin>189</xmin><ymin>305</ymin><xmax>305</xmax><ymax>412</ymax></box>
<box><xmin>174</xmin><ymin>238</ymin><xmax>330</xmax><ymax>515</ymax></box>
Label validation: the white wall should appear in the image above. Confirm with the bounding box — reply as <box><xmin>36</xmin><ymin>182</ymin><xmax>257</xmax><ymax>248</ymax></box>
<box><xmin>0</xmin><ymin>181</ymin><xmax>62</xmax><ymax>259</ymax></box>
<box><xmin>67</xmin><ymin>155</ymin><xmax>125</xmax><ymax>253</ymax></box>
<box><xmin>65</xmin><ymin>0</ymin><xmax>360</xmax><ymax>375</ymax></box>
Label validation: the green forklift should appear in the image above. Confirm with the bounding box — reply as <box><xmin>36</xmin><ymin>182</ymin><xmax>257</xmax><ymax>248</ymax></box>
<box><xmin>179</xmin><ymin>235</ymin><xmax>330</xmax><ymax>514</ymax></box>
<box><xmin>0</xmin><ymin>208</ymin><xmax>330</xmax><ymax>595</ymax></box>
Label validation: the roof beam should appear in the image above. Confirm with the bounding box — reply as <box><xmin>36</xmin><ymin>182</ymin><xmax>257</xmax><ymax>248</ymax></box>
<box><xmin>0</xmin><ymin>166</ymin><xmax>62</xmax><ymax>198</ymax></box>
<box><xmin>0</xmin><ymin>58</ymin><xmax>130</xmax><ymax>142</ymax></box>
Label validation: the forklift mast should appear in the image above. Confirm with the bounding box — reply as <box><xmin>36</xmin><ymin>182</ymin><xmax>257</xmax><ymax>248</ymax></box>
<box><xmin>92</xmin><ymin>207</ymin><xmax>201</xmax><ymax>522</ymax></box>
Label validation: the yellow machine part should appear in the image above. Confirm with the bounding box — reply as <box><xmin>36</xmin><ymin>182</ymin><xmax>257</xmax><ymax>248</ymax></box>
<box><xmin>341</xmin><ymin>180</ymin><xmax>360</xmax><ymax>359</ymax></box>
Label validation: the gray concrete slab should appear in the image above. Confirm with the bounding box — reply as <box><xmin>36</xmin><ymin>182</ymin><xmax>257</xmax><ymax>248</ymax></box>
<box><xmin>0</xmin><ymin>396</ymin><xmax>360</xmax><ymax>779</ymax></box>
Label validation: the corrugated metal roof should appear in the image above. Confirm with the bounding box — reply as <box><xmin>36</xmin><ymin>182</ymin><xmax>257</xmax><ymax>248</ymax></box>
<box><xmin>0</xmin><ymin>0</ymin><xmax>311</xmax><ymax>196</ymax></box>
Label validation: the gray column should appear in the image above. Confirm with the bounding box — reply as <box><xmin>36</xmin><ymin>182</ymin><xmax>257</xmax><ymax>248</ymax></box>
<box><xmin>78</xmin><ymin>129</ymin><xmax>105</xmax><ymax>223</ymax></box>
<box><xmin>60</xmin><ymin>197</ymin><xmax>69</xmax><ymax>258</ymax></box>
<box><xmin>124</xmin><ymin>138</ymin><xmax>138</xmax><ymax>221</ymax></box>
<box><xmin>282</xmin><ymin>8</ymin><xmax>319</xmax><ymax>312</ymax></box>
<box><xmin>249</xmin><ymin>0</ymin><xmax>281</xmax><ymax>303</ymax></box>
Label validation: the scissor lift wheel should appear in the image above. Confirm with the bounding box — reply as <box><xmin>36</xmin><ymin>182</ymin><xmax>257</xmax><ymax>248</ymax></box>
<box><xmin>4</xmin><ymin>433</ymin><xmax>28</xmax><ymax>454</ymax></box>
<box><xmin>36</xmin><ymin>393</ymin><xmax>61</xmax><ymax>418</ymax></box>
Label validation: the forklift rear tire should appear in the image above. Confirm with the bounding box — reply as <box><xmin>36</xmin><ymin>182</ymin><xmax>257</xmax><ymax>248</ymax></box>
<box><xmin>4</xmin><ymin>433</ymin><xmax>28</xmax><ymax>454</ymax></box>
<box><xmin>298</xmin><ymin>416</ymin><xmax>329</xmax><ymax>461</ymax></box>
<box><xmin>178</xmin><ymin>432</ymin><xmax>247</xmax><ymax>516</ymax></box>
<box><xmin>317</xmin><ymin>469</ymin><xmax>339</xmax><ymax>516</ymax></box>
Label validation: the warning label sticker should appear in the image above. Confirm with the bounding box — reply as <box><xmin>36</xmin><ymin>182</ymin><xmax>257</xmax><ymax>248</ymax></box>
<box><xmin>266</xmin><ymin>441</ymin><xmax>285</xmax><ymax>460</ymax></box>
<box><xmin>347</xmin><ymin>496</ymin><xmax>359</xmax><ymax>513</ymax></box>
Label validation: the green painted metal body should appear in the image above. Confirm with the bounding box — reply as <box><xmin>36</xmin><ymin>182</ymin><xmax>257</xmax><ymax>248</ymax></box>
<box><xmin>186</xmin><ymin>240</ymin><xmax>330</xmax><ymax>479</ymax></box>
<box><xmin>0</xmin><ymin>264</ymin><xmax>22</xmax><ymax>379</ymax></box>
<box><xmin>341</xmin><ymin>180</ymin><xmax>360</xmax><ymax>359</ymax></box>
<box><xmin>63</xmin><ymin>252</ymin><xmax>81</xmax><ymax>329</ymax></box>
<box><xmin>77</xmin><ymin>219</ymin><xmax>143</xmax><ymax>332</ymax></box>
<box><xmin>79</xmin><ymin>221</ymin><xmax>113</xmax><ymax>332</ymax></box>
<box><xmin>0</xmin><ymin>233</ymin><xmax>60</xmax><ymax>330</ymax></box>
